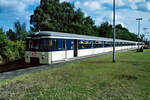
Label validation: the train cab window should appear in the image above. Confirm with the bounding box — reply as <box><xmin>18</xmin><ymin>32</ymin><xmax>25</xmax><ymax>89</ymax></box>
<box><xmin>26</xmin><ymin>39</ymin><xmax>40</xmax><ymax>51</ymax></box>
<box><xmin>32</xmin><ymin>39</ymin><xmax>40</xmax><ymax>50</ymax></box>
<box><xmin>26</xmin><ymin>39</ymin><xmax>31</xmax><ymax>51</ymax></box>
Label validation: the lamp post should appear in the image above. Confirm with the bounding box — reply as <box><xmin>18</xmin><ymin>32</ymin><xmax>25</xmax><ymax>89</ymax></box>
<box><xmin>113</xmin><ymin>0</ymin><xmax>116</xmax><ymax>63</ymax></box>
<box><xmin>136</xmin><ymin>18</ymin><xmax>142</xmax><ymax>51</ymax></box>
<box><xmin>143</xmin><ymin>28</ymin><xmax>148</xmax><ymax>44</ymax></box>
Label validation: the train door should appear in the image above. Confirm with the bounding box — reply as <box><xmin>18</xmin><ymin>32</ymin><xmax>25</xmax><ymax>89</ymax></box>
<box><xmin>74</xmin><ymin>39</ymin><xmax>78</xmax><ymax>57</ymax></box>
<box><xmin>63</xmin><ymin>40</ymin><xmax>67</xmax><ymax>60</ymax></box>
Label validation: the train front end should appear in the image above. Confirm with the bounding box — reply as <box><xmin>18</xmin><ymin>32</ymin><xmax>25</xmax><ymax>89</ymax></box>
<box><xmin>25</xmin><ymin>34</ymin><xmax>52</xmax><ymax>64</ymax></box>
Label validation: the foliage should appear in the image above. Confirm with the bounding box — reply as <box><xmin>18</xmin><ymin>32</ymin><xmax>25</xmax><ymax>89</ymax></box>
<box><xmin>30</xmin><ymin>0</ymin><xmax>97</xmax><ymax>36</ymax></box>
<box><xmin>98</xmin><ymin>22</ymin><xmax>113</xmax><ymax>38</ymax></box>
<box><xmin>6</xmin><ymin>29</ymin><xmax>17</xmax><ymax>41</ymax></box>
<box><xmin>98</xmin><ymin>22</ymin><xmax>138</xmax><ymax>41</ymax></box>
<box><xmin>143</xmin><ymin>45</ymin><xmax>150</xmax><ymax>49</ymax></box>
<box><xmin>14</xmin><ymin>20</ymin><xmax>27</xmax><ymax>41</ymax></box>
<box><xmin>0</xmin><ymin>55</ymin><xmax>2</xmax><ymax>61</ymax></box>
<box><xmin>0</xmin><ymin>20</ymin><xmax>27</xmax><ymax>62</ymax></box>
<box><xmin>30</xmin><ymin>0</ymin><xmax>139</xmax><ymax>41</ymax></box>
<box><xmin>0</xmin><ymin>28</ymin><xmax>25</xmax><ymax>62</ymax></box>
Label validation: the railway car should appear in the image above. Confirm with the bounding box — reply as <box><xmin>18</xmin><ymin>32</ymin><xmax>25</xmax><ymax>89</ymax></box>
<box><xmin>25</xmin><ymin>31</ymin><xmax>143</xmax><ymax>64</ymax></box>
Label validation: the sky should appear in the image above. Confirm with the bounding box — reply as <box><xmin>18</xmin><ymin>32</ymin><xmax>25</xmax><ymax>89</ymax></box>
<box><xmin>0</xmin><ymin>0</ymin><xmax>150</xmax><ymax>38</ymax></box>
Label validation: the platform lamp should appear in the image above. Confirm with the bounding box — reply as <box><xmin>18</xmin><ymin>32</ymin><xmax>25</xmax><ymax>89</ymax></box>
<box><xmin>113</xmin><ymin>0</ymin><xmax>116</xmax><ymax>63</ymax></box>
<box><xmin>136</xmin><ymin>18</ymin><xmax>142</xmax><ymax>52</ymax></box>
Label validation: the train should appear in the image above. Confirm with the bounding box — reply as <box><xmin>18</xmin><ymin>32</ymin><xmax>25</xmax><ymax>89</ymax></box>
<box><xmin>25</xmin><ymin>31</ymin><xmax>144</xmax><ymax>64</ymax></box>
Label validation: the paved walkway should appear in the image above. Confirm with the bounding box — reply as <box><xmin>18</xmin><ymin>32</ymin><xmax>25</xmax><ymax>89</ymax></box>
<box><xmin>0</xmin><ymin>62</ymin><xmax>67</xmax><ymax>81</ymax></box>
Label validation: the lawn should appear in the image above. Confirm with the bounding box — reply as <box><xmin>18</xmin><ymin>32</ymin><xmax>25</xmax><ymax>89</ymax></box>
<box><xmin>0</xmin><ymin>50</ymin><xmax>150</xmax><ymax>100</ymax></box>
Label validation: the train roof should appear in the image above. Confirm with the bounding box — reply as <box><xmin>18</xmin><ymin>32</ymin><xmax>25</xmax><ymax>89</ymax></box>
<box><xmin>27</xmin><ymin>31</ymin><xmax>137</xmax><ymax>43</ymax></box>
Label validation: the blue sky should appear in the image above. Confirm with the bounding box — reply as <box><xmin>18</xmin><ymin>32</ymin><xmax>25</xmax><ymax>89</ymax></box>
<box><xmin>0</xmin><ymin>0</ymin><xmax>150</xmax><ymax>38</ymax></box>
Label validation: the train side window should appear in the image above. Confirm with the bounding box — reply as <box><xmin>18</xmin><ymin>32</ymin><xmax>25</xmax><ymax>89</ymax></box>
<box><xmin>62</xmin><ymin>40</ymin><xmax>66</xmax><ymax>50</ymax></box>
<box><xmin>49</xmin><ymin>40</ymin><xmax>52</xmax><ymax>47</ymax></box>
<box><xmin>92</xmin><ymin>41</ymin><xmax>93</xmax><ymax>48</ymax></box>
<box><xmin>49</xmin><ymin>40</ymin><xmax>52</xmax><ymax>50</ymax></box>
<box><xmin>79</xmin><ymin>40</ymin><xmax>92</xmax><ymax>49</ymax></box>
<box><xmin>53</xmin><ymin>40</ymin><xmax>58</xmax><ymax>50</ymax></box>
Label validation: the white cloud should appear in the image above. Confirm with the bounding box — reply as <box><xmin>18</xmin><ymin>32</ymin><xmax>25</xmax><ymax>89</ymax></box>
<box><xmin>83</xmin><ymin>1</ymin><xmax>101</xmax><ymax>10</ymax></box>
<box><xmin>0</xmin><ymin>0</ymin><xmax>40</xmax><ymax>31</ymax></box>
<box><xmin>117</xmin><ymin>0</ymin><xmax>125</xmax><ymax>6</ymax></box>
<box><xmin>75</xmin><ymin>1</ymin><xmax>80</xmax><ymax>8</ymax></box>
<box><xmin>125</xmin><ymin>0</ymin><xmax>146</xmax><ymax>10</ymax></box>
<box><xmin>22</xmin><ymin>0</ymin><xmax>40</xmax><ymax>5</ymax></box>
<box><xmin>90</xmin><ymin>2</ymin><xmax>101</xmax><ymax>10</ymax></box>
<box><xmin>127</xmin><ymin>0</ymin><xmax>145</xmax><ymax>3</ymax></box>
<box><xmin>0</xmin><ymin>0</ymin><xmax>40</xmax><ymax>14</ymax></box>
<box><xmin>130</xmin><ymin>3</ymin><xmax>138</xmax><ymax>10</ymax></box>
<box><xmin>100</xmin><ymin>0</ymin><xmax>125</xmax><ymax>6</ymax></box>
<box><xmin>60</xmin><ymin>0</ymin><xmax>70</xmax><ymax>3</ymax></box>
<box><xmin>83</xmin><ymin>2</ymin><xmax>89</xmax><ymax>6</ymax></box>
<box><xmin>84</xmin><ymin>13</ymin><xmax>88</xmax><ymax>17</ymax></box>
<box><xmin>100</xmin><ymin>0</ymin><xmax>112</xmax><ymax>5</ymax></box>
<box><xmin>146</xmin><ymin>2</ymin><xmax>150</xmax><ymax>10</ymax></box>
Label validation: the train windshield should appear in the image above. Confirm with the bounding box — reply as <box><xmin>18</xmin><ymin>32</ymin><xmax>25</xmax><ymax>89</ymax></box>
<box><xmin>26</xmin><ymin>39</ymin><xmax>40</xmax><ymax>51</ymax></box>
<box><xmin>26</xmin><ymin>39</ymin><xmax>52</xmax><ymax>51</ymax></box>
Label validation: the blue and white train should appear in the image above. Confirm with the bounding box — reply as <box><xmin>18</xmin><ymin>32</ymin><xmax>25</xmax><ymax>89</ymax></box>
<box><xmin>25</xmin><ymin>31</ymin><xmax>143</xmax><ymax>64</ymax></box>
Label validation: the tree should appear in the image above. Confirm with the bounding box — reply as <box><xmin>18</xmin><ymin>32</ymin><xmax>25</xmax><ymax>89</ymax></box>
<box><xmin>6</xmin><ymin>29</ymin><xmax>17</xmax><ymax>41</ymax></box>
<box><xmin>98</xmin><ymin>22</ymin><xmax>113</xmax><ymax>38</ymax></box>
<box><xmin>116</xmin><ymin>24</ymin><xmax>138</xmax><ymax>41</ymax></box>
<box><xmin>30</xmin><ymin>0</ymin><xmax>97</xmax><ymax>36</ymax></box>
<box><xmin>14</xmin><ymin>20</ymin><xmax>27</xmax><ymax>40</ymax></box>
<box><xmin>0</xmin><ymin>28</ymin><xmax>25</xmax><ymax>63</ymax></box>
<box><xmin>97</xmin><ymin>22</ymin><xmax>138</xmax><ymax>41</ymax></box>
<box><xmin>30</xmin><ymin>0</ymin><xmax>139</xmax><ymax>41</ymax></box>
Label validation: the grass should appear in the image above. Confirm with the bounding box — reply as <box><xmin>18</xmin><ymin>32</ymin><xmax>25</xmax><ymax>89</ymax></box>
<box><xmin>0</xmin><ymin>50</ymin><xmax>150</xmax><ymax>100</ymax></box>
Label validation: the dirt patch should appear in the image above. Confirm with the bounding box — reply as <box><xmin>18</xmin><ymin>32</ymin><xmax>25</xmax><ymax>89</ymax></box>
<box><xmin>0</xmin><ymin>61</ymin><xmax>3</xmax><ymax>65</ymax></box>
<box><xmin>115</xmin><ymin>74</ymin><xmax>138</xmax><ymax>80</ymax></box>
<box><xmin>86</xmin><ymin>60</ymin><xmax>112</xmax><ymax>64</ymax></box>
<box><xmin>0</xmin><ymin>59</ymin><xmax>39</xmax><ymax>73</ymax></box>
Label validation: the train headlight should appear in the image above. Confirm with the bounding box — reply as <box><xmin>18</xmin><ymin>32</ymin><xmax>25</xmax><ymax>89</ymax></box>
<box><xmin>42</xmin><ymin>56</ymin><xmax>45</xmax><ymax>60</ymax></box>
<box><xmin>26</xmin><ymin>55</ymin><xmax>29</xmax><ymax>59</ymax></box>
<box><xmin>42</xmin><ymin>52</ymin><xmax>45</xmax><ymax>56</ymax></box>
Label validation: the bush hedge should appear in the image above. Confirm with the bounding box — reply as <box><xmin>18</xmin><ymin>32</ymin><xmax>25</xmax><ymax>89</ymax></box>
<box><xmin>0</xmin><ymin>29</ymin><xmax>26</xmax><ymax>62</ymax></box>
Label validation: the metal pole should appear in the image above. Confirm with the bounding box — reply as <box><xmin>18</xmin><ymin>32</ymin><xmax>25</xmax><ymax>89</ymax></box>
<box><xmin>136</xmin><ymin>18</ymin><xmax>142</xmax><ymax>51</ymax></box>
<box><xmin>113</xmin><ymin>0</ymin><xmax>116</xmax><ymax>63</ymax></box>
<box><xmin>138</xmin><ymin>20</ymin><xmax>140</xmax><ymax>50</ymax></box>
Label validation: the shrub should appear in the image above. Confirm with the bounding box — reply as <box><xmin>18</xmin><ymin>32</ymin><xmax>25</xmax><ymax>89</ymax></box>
<box><xmin>5</xmin><ymin>40</ymin><xmax>25</xmax><ymax>61</ymax></box>
<box><xmin>143</xmin><ymin>45</ymin><xmax>150</xmax><ymax>49</ymax></box>
<box><xmin>0</xmin><ymin>28</ymin><xmax>26</xmax><ymax>62</ymax></box>
<box><xmin>0</xmin><ymin>55</ymin><xmax>2</xmax><ymax>61</ymax></box>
